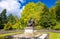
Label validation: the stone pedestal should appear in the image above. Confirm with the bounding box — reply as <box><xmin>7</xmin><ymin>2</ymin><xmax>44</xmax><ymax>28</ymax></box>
<box><xmin>24</xmin><ymin>27</ymin><xmax>34</xmax><ymax>38</ymax></box>
<box><xmin>24</xmin><ymin>27</ymin><xmax>34</xmax><ymax>34</ymax></box>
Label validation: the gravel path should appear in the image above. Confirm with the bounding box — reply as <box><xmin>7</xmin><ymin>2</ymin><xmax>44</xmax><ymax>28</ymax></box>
<box><xmin>0</xmin><ymin>30</ymin><xmax>60</xmax><ymax>34</ymax></box>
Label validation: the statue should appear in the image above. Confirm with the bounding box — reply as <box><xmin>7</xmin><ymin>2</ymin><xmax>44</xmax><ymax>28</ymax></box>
<box><xmin>27</xmin><ymin>18</ymin><xmax>35</xmax><ymax>27</ymax></box>
<box><xmin>24</xmin><ymin>18</ymin><xmax>35</xmax><ymax>38</ymax></box>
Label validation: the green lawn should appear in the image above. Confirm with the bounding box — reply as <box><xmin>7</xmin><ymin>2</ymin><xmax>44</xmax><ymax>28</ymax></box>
<box><xmin>0</xmin><ymin>32</ymin><xmax>21</xmax><ymax>37</ymax></box>
<box><xmin>49</xmin><ymin>32</ymin><xmax>60</xmax><ymax>39</ymax></box>
<box><xmin>0</xmin><ymin>32</ymin><xmax>21</xmax><ymax>39</ymax></box>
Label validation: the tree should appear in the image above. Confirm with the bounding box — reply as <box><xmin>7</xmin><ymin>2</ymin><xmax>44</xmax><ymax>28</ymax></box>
<box><xmin>20</xmin><ymin>2</ymin><xmax>46</xmax><ymax>27</ymax></box>
<box><xmin>40</xmin><ymin>5</ymin><xmax>56</xmax><ymax>29</ymax></box>
<box><xmin>4</xmin><ymin>14</ymin><xmax>20</xmax><ymax>30</ymax></box>
<box><xmin>49</xmin><ymin>6</ymin><xmax>56</xmax><ymax>26</ymax></box>
<box><xmin>4</xmin><ymin>22</ymin><xmax>12</xmax><ymax>30</ymax></box>
<box><xmin>0</xmin><ymin>9</ymin><xmax>7</xmax><ymax>29</ymax></box>
<box><xmin>39</xmin><ymin>4</ymin><xmax>50</xmax><ymax>28</ymax></box>
<box><xmin>40</xmin><ymin>12</ymin><xmax>51</xmax><ymax>28</ymax></box>
<box><xmin>0</xmin><ymin>14</ymin><xmax>2</xmax><ymax>29</ymax></box>
<box><xmin>21</xmin><ymin>2</ymin><xmax>36</xmax><ymax>26</ymax></box>
<box><xmin>7</xmin><ymin>14</ymin><xmax>16</xmax><ymax>25</ymax></box>
<box><xmin>50</xmin><ymin>0</ymin><xmax>60</xmax><ymax>30</ymax></box>
<box><xmin>55</xmin><ymin>0</ymin><xmax>60</xmax><ymax>22</ymax></box>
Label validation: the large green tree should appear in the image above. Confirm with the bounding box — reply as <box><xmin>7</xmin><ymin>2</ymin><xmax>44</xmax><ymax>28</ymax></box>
<box><xmin>50</xmin><ymin>0</ymin><xmax>60</xmax><ymax>30</ymax></box>
<box><xmin>4</xmin><ymin>14</ymin><xmax>20</xmax><ymax>30</ymax></box>
<box><xmin>0</xmin><ymin>14</ymin><xmax>2</xmax><ymax>29</ymax></box>
<box><xmin>40</xmin><ymin>6</ymin><xmax>56</xmax><ymax>29</ymax></box>
<box><xmin>55</xmin><ymin>0</ymin><xmax>60</xmax><ymax>22</ymax></box>
<box><xmin>49</xmin><ymin>6</ymin><xmax>56</xmax><ymax>25</ymax></box>
<box><xmin>21</xmin><ymin>2</ymin><xmax>36</xmax><ymax>26</ymax></box>
<box><xmin>40</xmin><ymin>6</ymin><xmax>50</xmax><ymax>28</ymax></box>
<box><xmin>20</xmin><ymin>2</ymin><xmax>46</xmax><ymax>27</ymax></box>
<box><xmin>0</xmin><ymin>9</ymin><xmax>7</xmax><ymax>29</ymax></box>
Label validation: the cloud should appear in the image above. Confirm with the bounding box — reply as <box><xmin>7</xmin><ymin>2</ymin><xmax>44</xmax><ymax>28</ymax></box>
<box><xmin>0</xmin><ymin>0</ymin><xmax>25</xmax><ymax>17</ymax></box>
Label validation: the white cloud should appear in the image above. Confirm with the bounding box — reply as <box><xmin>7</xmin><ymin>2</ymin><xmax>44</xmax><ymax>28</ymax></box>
<box><xmin>0</xmin><ymin>0</ymin><xmax>25</xmax><ymax>17</ymax></box>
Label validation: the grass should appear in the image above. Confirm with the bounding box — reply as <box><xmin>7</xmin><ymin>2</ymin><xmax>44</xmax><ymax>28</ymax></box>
<box><xmin>0</xmin><ymin>32</ymin><xmax>21</xmax><ymax>37</ymax></box>
<box><xmin>37</xmin><ymin>31</ymin><xmax>60</xmax><ymax>39</ymax></box>
<box><xmin>49</xmin><ymin>32</ymin><xmax>60</xmax><ymax>39</ymax></box>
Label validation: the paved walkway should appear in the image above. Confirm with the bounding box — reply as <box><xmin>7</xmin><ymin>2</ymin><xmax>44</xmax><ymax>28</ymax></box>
<box><xmin>0</xmin><ymin>30</ymin><xmax>60</xmax><ymax>34</ymax></box>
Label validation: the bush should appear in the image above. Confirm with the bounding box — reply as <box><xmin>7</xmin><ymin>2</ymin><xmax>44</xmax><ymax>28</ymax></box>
<box><xmin>34</xmin><ymin>25</ymin><xmax>43</xmax><ymax>30</ymax></box>
<box><xmin>53</xmin><ymin>23</ymin><xmax>60</xmax><ymax>30</ymax></box>
<box><xmin>4</xmin><ymin>22</ymin><xmax>13</xmax><ymax>30</ymax></box>
<box><xmin>12</xmin><ymin>22</ymin><xmax>25</xmax><ymax>30</ymax></box>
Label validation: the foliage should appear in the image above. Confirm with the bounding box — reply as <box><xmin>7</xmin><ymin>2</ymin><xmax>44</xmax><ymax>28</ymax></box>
<box><xmin>20</xmin><ymin>2</ymin><xmax>57</xmax><ymax>29</ymax></box>
<box><xmin>7</xmin><ymin>14</ymin><xmax>16</xmax><ymax>25</ymax></box>
<box><xmin>39</xmin><ymin>5</ymin><xmax>50</xmax><ymax>28</ymax></box>
<box><xmin>4</xmin><ymin>22</ymin><xmax>13</xmax><ymax>30</ymax></box>
<box><xmin>55</xmin><ymin>0</ymin><xmax>60</xmax><ymax>22</ymax></box>
<box><xmin>1</xmin><ymin>0</ymin><xmax>60</xmax><ymax>30</ymax></box>
<box><xmin>12</xmin><ymin>22</ymin><xmax>24</xmax><ymax>30</ymax></box>
<box><xmin>21</xmin><ymin>2</ymin><xmax>36</xmax><ymax>27</ymax></box>
<box><xmin>53</xmin><ymin>23</ymin><xmax>60</xmax><ymax>30</ymax></box>
<box><xmin>48</xmin><ymin>0</ymin><xmax>60</xmax><ymax>30</ymax></box>
<box><xmin>21</xmin><ymin>2</ymin><xmax>47</xmax><ymax>27</ymax></box>
<box><xmin>49</xmin><ymin>7</ymin><xmax>56</xmax><ymax>26</ymax></box>
<box><xmin>4</xmin><ymin>14</ymin><xmax>21</xmax><ymax>30</ymax></box>
<box><xmin>34</xmin><ymin>25</ymin><xmax>43</xmax><ymax>30</ymax></box>
<box><xmin>40</xmin><ymin>6</ymin><xmax>56</xmax><ymax>29</ymax></box>
<box><xmin>4</xmin><ymin>21</ymin><xmax>23</xmax><ymax>30</ymax></box>
<box><xmin>0</xmin><ymin>9</ymin><xmax>7</xmax><ymax>29</ymax></box>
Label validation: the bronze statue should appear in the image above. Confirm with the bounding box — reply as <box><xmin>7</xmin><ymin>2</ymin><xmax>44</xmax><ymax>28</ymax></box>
<box><xmin>27</xmin><ymin>18</ymin><xmax>35</xmax><ymax>27</ymax></box>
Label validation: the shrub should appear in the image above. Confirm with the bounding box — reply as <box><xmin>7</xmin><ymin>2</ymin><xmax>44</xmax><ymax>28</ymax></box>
<box><xmin>12</xmin><ymin>22</ymin><xmax>25</xmax><ymax>30</ymax></box>
<box><xmin>53</xmin><ymin>23</ymin><xmax>60</xmax><ymax>30</ymax></box>
<box><xmin>34</xmin><ymin>25</ymin><xmax>43</xmax><ymax>30</ymax></box>
<box><xmin>4</xmin><ymin>22</ymin><xmax>13</xmax><ymax>30</ymax></box>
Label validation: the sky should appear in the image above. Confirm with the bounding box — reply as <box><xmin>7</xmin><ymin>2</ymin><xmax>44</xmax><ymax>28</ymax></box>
<box><xmin>0</xmin><ymin>0</ymin><xmax>57</xmax><ymax>17</ymax></box>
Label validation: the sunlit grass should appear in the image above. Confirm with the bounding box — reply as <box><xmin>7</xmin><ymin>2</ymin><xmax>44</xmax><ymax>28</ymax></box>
<box><xmin>36</xmin><ymin>31</ymin><xmax>60</xmax><ymax>39</ymax></box>
<box><xmin>49</xmin><ymin>32</ymin><xmax>60</xmax><ymax>39</ymax></box>
<box><xmin>0</xmin><ymin>32</ymin><xmax>21</xmax><ymax>37</ymax></box>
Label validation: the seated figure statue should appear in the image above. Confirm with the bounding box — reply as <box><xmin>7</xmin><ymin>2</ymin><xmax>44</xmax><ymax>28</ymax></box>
<box><xmin>27</xmin><ymin>18</ymin><xmax>35</xmax><ymax>27</ymax></box>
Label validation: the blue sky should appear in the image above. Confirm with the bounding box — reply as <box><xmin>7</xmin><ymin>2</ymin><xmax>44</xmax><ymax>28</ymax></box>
<box><xmin>19</xmin><ymin>0</ymin><xmax>57</xmax><ymax>8</ymax></box>
<box><xmin>0</xmin><ymin>0</ymin><xmax>57</xmax><ymax>17</ymax></box>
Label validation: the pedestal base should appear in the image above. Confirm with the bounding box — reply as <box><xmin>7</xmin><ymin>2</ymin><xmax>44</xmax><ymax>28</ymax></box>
<box><xmin>24</xmin><ymin>27</ymin><xmax>34</xmax><ymax>33</ymax></box>
<box><xmin>24</xmin><ymin>27</ymin><xmax>34</xmax><ymax>38</ymax></box>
